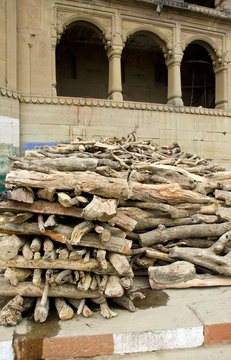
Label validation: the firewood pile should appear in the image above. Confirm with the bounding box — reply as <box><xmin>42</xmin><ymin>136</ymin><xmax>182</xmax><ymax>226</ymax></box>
<box><xmin>1</xmin><ymin>135</ymin><xmax>231</xmax><ymax>325</ymax></box>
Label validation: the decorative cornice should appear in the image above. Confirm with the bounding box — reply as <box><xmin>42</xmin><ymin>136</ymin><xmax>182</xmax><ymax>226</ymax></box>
<box><xmin>1</xmin><ymin>88</ymin><xmax>230</xmax><ymax>116</ymax></box>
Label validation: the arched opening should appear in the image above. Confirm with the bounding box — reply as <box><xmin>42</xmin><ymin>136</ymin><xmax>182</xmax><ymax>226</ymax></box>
<box><xmin>56</xmin><ymin>21</ymin><xmax>108</xmax><ymax>99</ymax></box>
<box><xmin>181</xmin><ymin>43</ymin><xmax>215</xmax><ymax>108</ymax></box>
<box><xmin>121</xmin><ymin>31</ymin><xmax>167</xmax><ymax>103</ymax></box>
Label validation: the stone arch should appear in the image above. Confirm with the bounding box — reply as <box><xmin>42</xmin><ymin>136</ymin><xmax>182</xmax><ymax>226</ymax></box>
<box><xmin>57</xmin><ymin>14</ymin><xmax>111</xmax><ymax>41</ymax></box>
<box><xmin>123</xmin><ymin>24</ymin><xmax>170</xmax><ymax>55</ymax></box>
<box><xmin>182</xmin><ymin>36</ymin><xmax>220</xmax><ymax>63</ymax></box>
<box><xmin>56</xmin><ymin>20</ymin><xmax>109</xmax><ymax>99</ymax></box>
<box><xmin>181</xmin><ymin>39</ymin><xmax>216</xmax><ymax>108</ymax></box>
<box><xmin>121</xmin><ymin>29</ymin><xmax>168</xmax><ymax>103</ymax></box>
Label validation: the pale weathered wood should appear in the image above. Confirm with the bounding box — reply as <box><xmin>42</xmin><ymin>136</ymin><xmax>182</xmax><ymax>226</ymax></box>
<box><xmin>70</xmin><ymin>221</ymin><xmax>94</xmax><ymax>245</ymax></box>
<box><xmin>111</xmin><ymin>295</ymin><xmax>136</xmax><ymax>312</ymax></box>
<box><xmin>0</xmin><ymin>256</ymin><xmax>130</xmax><ymax>275</ymax></box>
<box><xmin>0</xmin><ymin>234</ymin><xmax>25</xmax><ymax>260</ymax></box>
<box><xmin>0</xmin><ymin>200</ymin><xmax>83</xmax><ymax>219</ymax></box>
<box><xmin>10</xmin><ymin>187</ymin><xmax>34</xmax><ymax>203</ymax></box>
<box><xmin>108</xmin><ymin>253</ymin><xmax>133</xmax><ymax>276</ymax></box>
<box><xmin>104</xmin><ymin>275</ymin><xmax>124</xmax><ymax>297</ymax></box>
<box><xmin>170</xmin><ymin>230</ymin><xmax>231</xmax><ymax>276</ymax></box>
<box><xmin>82</xmin><ymin>195</ymin><xmax>118</xmax><ymax>221</ymax></box>
<box><xmin>139</xmin><ymin>222</ymin><xmax>231</xmax><ymax>247</ymax></box>
<box><xmin>4</xmin><ymin>267</ymin><xmax>32</xmax><ymax>286</ymax></box>
<box><xmin>148</xmin><ymin>261</ymin><xmax>231</xmax><ymax>289</ymax></box>
<box><xmin>30</xmin><ymin>237</ymin><xmax>42</xmax><ymax>252</ymax></box>
<box><xmin>0</xmin><ymin>295</ymin><xmax>33</xmax><ymax>326</ymax></box>
<box><xmin>54</xmin><ymin>298</ymin><xmax>74</xmax><ymax>320</ymax></box>
<box><xmin>37</xmin><ymin>187</ymin><xmax>56</xmax><ymax>202</ymax></box>
<box><xmin>32</xmin><ymin>269</ymin><xmax>42</xmax><ymax>286</ymax></box>
<box><xmin>22</xmin><ymin>242</ymin><xmax>34</xmax><ymax>260</ymax></box>
<box><xmin>108</xmin><ymin>211</ymin><xmax>137</xmax><ymax>232</ymax></box>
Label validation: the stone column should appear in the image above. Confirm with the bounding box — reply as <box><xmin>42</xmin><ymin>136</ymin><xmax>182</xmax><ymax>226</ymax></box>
<box><xmin>107</xmin><ymin>43</ymin><xmax>123</xmax><ymax>101</ymax></box>
<box><xmin>51</xmin><ymin>36</ymin><xmax>57</xmax><ymax>96</ymax></box>
<box><xmin>166</xmin><ymin>54</ymin><xmax>183</xmax><ymax>107</ymax></box>
<box><xmin>214</xmin><ymin>61</ymin><xmax>228</xmax><ymax>109</ymax></box>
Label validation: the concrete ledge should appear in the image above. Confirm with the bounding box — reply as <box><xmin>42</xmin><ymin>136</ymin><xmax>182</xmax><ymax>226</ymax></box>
<box><xmin>3</xmin><ymin>287</ymin><xmax>231</xmax><ymax>359</ymax></box>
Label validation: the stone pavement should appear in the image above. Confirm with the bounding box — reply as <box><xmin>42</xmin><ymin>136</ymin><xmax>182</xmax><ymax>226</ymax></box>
<box><xmin>1</xmin><ymin>286</ymin><xmax>231</xmax><ymax>359</ymax></box>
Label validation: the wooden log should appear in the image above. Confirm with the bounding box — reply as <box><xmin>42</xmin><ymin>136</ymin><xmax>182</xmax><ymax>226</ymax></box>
<box><xmin>0</xmin><ymin>278</ymin><xmax>101</xmax><ymax>298</ymax></box>
<box><xmin>0</xmin><ymin>212</ymin><xmax>33</xmax><ymax>224</ymax></box>
<box><xmin>56</xmin><ymin>270</ymin><xmax>72</xmax><ymax>284</ymax></box>
<box><xmin>44</xmin><ymin>215</ymin><xmax>57</xmax><ymax>228</ymax></box>
<box><xmin>69</xmin><ymin>249</ymin><xmax>87</xmax><ymax>260</ymax></box>
<box><xmin>4</xmin><ymin>268</ymin><xmax>32</xmax><ymax>286</ymax></box>
<box><xmin>37</xmin><ymin>187</ymin><xmax>56</xmax><ymax>202</ymax></box>
<box><xmin>57</xmin><ymin>192</ymin><xmax>79</xmax><ymax>207</ymax></box>
<box><xmin>0</xmin><ymin>222</ymin><xmax>132</xmax><ymax>253</ymax></box>
<box><xmin>5</xmin><ymin>170</ymin><xmax>210</xmax><ymax>203</ymax></box>
<box><xmin>120</xmin><ymin>277</ymin><xmax>133</xmax><ymax>290</ymax></box>
<box><xmin>0</xmin><ymin>295</ymin><xmax>34</xmax><ymax>326</ymax></box>
<box><xmin>108</xmin><ymin>211</ymin><xmax>137</xmax><ymax>232</ymax></box>
<box><xmin>145</xmin><ymin>249</ymin><xmax>174</xmax><ymax>263</ymax></box>
<box><xmin>148</xmin><ymin>261</ymin><xmax>231</xmax><ymax>289</ymax></box>
<box><xmin>56</xmin><ymin>247</ymin><xmax>69</xmax><ymax>260</ymax></box>
<box><xmin>108</xmin><ymin>253</ymin><xmax>133</xmax><ymax>277</ymax></box>
<box><xmin>170</xmin><ymin>230</ymin><xmax>231</xmax><ymax>276</ymax></box>
<box><xmin>34</xmin><ymin>252</ymin><xmax>41</xmax><ymax>260</ymax></box>
<box><xmin>68</xmin><ymin>298</ymin><xmax>93</xmax><ymax>317</ymax></box>
<box><xmin>30</xmin><ymin>237</ymin><xmax>42</xmax><ymax>252</ymax></box>
<box><xmin>32</xmin><ymin>269</ymin><xmax>42</xmax><ymax>286</ymax></box>
<box><xmin>0</xmin><ymin>234</ymin><xmax>25</xmax><ymax>260</ymax></box>
<box><xmin>43</xmin><ymin>238</ymin><xmax>54</xmax><ymax>252</ymax></box>
<box><xmin>111</xmin><ymin>295</ymin><xmax>136</xmax><ymax>312</ymax></box>
<box><xmin>22</xmin><ymin>242</ymin><xmax>34</xmax><ymax>260</ymax></box>
<box><xmin>104</xmin><ymin>276</ymin><xmax>124</xmax><ymax>297</ymax></box>
<box><xmin>0</xmin><ymin>200</ymin><xmax>83</xmax><ymax>219</ymax></box>
<box><xmin>70</xmin><ymin>221</ymin><xmax>94</xmax><ymax>245</ymax></box>
<box><xmin>0</xmin><ymin>256</ymin><xmax>128</xmax><ymax>275</ymax></box>
<box><xmin>82</xmin><ymin>195</ymin><xmax>118</xmax><ymax>221</ymax></box>
<box><xmin>139</xmin><ymin>222</ymin><xmax>231</xmax><ymax>247</ymax></box>
<box><xmin>216</xmin><ymin>207</ymin><xmax>231</xmax><ymax>221</ymax></box>
<box><xmin>99</xmin><ymin>300</ymin><xmax>117</xmax><ymax>319</ymax></box>
<box><xmin>34</xmin><ymin>271</ymin><xmax>50</xmax><ymax>323</ymax></box>
<box><xmin>54</xmin><ymin>298</ymin><xmax>74</xmax><ymax>320</ymax></box>
<box><xmin>27</xmin><ymin>156</ymin><xmax>98</xmax><ymax>172</ymax></box>
<box><xmin>99</xmin><ymin>275</ymin><xmax>108</xmax><ymax>294</ymax></box>
<box><xmin>38</xmin><ymin>214</ymin><xmax>45</xmax><ymax>233</ymax></box>
<box><xmin>10</xmin><ymin>187</ymin><xmax>34</xmax><ymax>203</ymax></box>
<box><xmin>96</xmin><ymin>250</ymin><xmax>107</xmax><ymax>270</ymax></box>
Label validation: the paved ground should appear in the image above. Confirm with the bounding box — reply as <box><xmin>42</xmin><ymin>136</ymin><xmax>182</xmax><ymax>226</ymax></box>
<box><xmin>1</xmin><ymin>285</ymin><xmax>231</xmax><ymax>359</ymax></box>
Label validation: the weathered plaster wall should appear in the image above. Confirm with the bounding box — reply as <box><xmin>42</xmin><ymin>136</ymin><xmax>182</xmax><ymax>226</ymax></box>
<box><xmin>19</xmin><ymin>96</ymin><xmax>231</xmax><ymax>169</ymax></box>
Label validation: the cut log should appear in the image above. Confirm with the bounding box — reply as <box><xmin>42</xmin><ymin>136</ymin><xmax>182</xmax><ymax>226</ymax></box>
<box><xmin>4</xmin><ymin>268</ymin><xmax>32</xmax><ymax>286</ymax></box>
<box><xmin>170</xmin><ymin>230</ymin><xmax>231</xmax><ymax>276</ymax></box>
<box><xmin>32</xmin><ymin>269</ymin><xmax>42</xmax><ymax>286</ymax></box>
<box><xmin>37</xmin><ymin>187</ymin><xmax>56</xmax><ymax>202</ymax></box>
<box><xmin>0</xmin><ymin>295</ymin><xmax>33</xmax><ymax>326</ymax></box>
<box><xmin>10</xmin><ymin>187</ymin><xmax>34</xmax><ymax>204</ymax></box>
<box><xmin>108</xmin><ymin>253</ymin><xmax>133</xmax><ymax>276</ymax></box>
<box><xmin>70</xmin><ymin>221</ymin><xmax>94</xmax><ymax>245</ymax></box>
<box><xmin>0</xmin><ymin>212</ymin><xmax>33</xmax><ymax>224</ymax></box>
<box><xmin>0</xmin><ymin>234</ymin><xmax>25</xmax><ymax>260</ymax></box>
<box><xmin>38</xmin><ymin>214</ymin><xmax>45</xmax><ymax>233</ymax></box>
<box><xmin>111</xmin><ymin>295</ymin><xmax>136</xmax><ymax>312</ymax></box>
<box><xmin>119</xmin><ymin>276</ymin><xmax>133</xmax><ymax>290</ymax></box>
<box><xmin>54</xmin><ymin>298</ymin><xmax>74</xmax><ymax>320</ymax></box>
<box><xmin>96</xmin><ymin>250</ymin><xmax>107</xmax><ymax>270</ymax></box>
<box><xmin>30</xmin><ymin>237</ymin><xmax>42</xmax><ymax>252</ymax></box>
<box><xmin>44</xmin><ymin>215</ymin><xmax>57</xmax><ymax>228</ymax></box>
<box><xmin>0</xmin><ymin>200</ymin><xmax>83</xmax><ymax>219</ymax></box>
<box><xmin>108</xmin><ymin>211</ymin><xmax>137</xmax><ymax>232</ymax></box>
<box><xmin>57</xmin><ymin>192</ymin><xmax>79</xmax><ymax>207</ymax></box>
<box><xmin>99</xmin><ymin>300</ymin><xmax>117</xmax><ymax>319</ymax></box>
<box><xmin>104</xmin><ymin>276</ymin><xmax>124</xmax><ymax>297</ymax></box>
<box><xmin>56</xmin><ymin>247</ymin><xmax>69</xmax><ymax>260</ymax></box>
<box><xmin>139</xmin><ymin>222</ymin><xmax>231</xmax><ymax>247</ymax></box>
<box><xmin>34</xmin><ymin>271</ymin><xmax>50</xmax><ymax>323</ymax></box>
<box><xmin>0</xmin><ymin>278</ymin><xmax>101</xmax><ymax>298</ymax></box>
<box><xmin>68</xmin><ymin>298</ymin><xmax>93</xmax><ymax>317</ymax></box>
<box><xmin>22</xmin><ymin>242</ymin><xmax>34</xmax><ymax>260</ymax></box>
<box><xmin>148</xmin><ymin>261</ymin><xmax>231</xmax><ymax>289</ymax></box>
<box><xmin>43</xmin><ymin>238</ymin><xmax>54</xmax><ymax>252</ymax></box>
<box><xmin>82</xmin><ymin>195</ymin><xmax>118</xmax><ymax>221</ymax></box>
<box><xmin>0</xmin><ymin>256</ymin><xmax>127</xmax><ymax>275</ymax></box>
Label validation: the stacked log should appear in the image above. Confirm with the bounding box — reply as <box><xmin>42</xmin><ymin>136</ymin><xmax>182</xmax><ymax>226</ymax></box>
<box><xmin>1</xmin><ymin>136</ymin><xmax>231</xmax><ymax>325</ymax></box>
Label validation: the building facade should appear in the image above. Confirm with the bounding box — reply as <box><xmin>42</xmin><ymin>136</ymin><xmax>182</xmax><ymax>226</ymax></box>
<box><xmin>0</xmin><ymin>0</ymin><xmax>231</xmax><ymax>189</ymax></box>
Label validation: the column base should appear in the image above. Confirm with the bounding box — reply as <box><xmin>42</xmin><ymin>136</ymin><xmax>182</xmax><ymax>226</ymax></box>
<box><xmin>109</xmin><ymin>92</ymin><xmax>123</xmax><ymax>101</ymax></box>
<box><xmin>167</xmin><ymin>97</ymin><xmax>184</xmax><ymax>107</ymax></box>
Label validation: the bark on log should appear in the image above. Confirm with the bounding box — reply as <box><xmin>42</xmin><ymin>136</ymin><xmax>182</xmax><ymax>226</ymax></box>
<box><xmin>82</xmin><ymin>195</ymin><xmax>118</xmax><ymax>221</ymax></box>
<box><xmin>9</xmin><ymin>187</ymin><xmax>34</xmax><ymax>204</ymax></box>
<box><xmin>108</xmin><ymin>212</ymin><xmax>137</xmax><ymax>232</ymax></box>
<box><xmin>0</xmin><ymin>200</ymin><xmax>83</xmax><ymax>219</ymax></box>
<box><xmin>54</xmin><ymin>298</ymin><xmax>74</xmax><ymax>320</ymax></box>
<box><xmin>108</xmin><ymin>253</ymin><xmax>133</xmax><ymax>276</ymax></box>
<box><xmin>70</xmin><ymin>221</ymin><xmax>94</xmax><ymax>245</ymax></box>
<box><xmin>111</xmin><ymin>295</ymin><xmax>136</xmax><ymax>312</ymax></box>
<box><xmin>139</xmin><ymin>222</ymin><xmax>231</xmax><ymax>247</ymax></box>
<box><xmin>37</xmin><ymin>187</ymin><xmax>56</xmax><ymax>202</ymax></box>
<box><xmin>149</xmin><ymin>261</ymin><xmax>231</xmax><ymax>289</ymax></box>
<box><xmin>0</xmin><ymin>234</ymin><xmax>25</xmax><ymax>260</ymax></box>
<box><xmin>5</xmin><ymin>170</ymin><xmax>210</xmax><ymax>204</ymax></box>
<box><xmin>4</xmin><ymin>268</ymin><xmax>32</xmax><ymax>286</ymax></box>
<box><xmin>0</xmin><ymin>256</ymin><xmax>130</xmax><ymax>275</ymax></box>
<box><xmin>170</xmin><ymin>230</ymin><xmax>231</xmax><ymax>276</ymax></box>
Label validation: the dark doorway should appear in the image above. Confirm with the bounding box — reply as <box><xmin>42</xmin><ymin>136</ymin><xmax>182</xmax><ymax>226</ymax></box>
<box><xmin>181</xmin><ymin>43</ymin><xmax>215</xmax><ymax>108</ymax></box>
<box><xmin>56</xmin><ymin>21</ymin><xmax>108</xmax><ymax>99</ymax></box>
<box><xmin>121</xmin><ymin>31</ymin><xmax>167</xmax><ymax>103</ymax></box>
<box><xmin>184</xmin><ymin>0</ymin><xmax>215</xmax><ymax>7</ymax></box>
